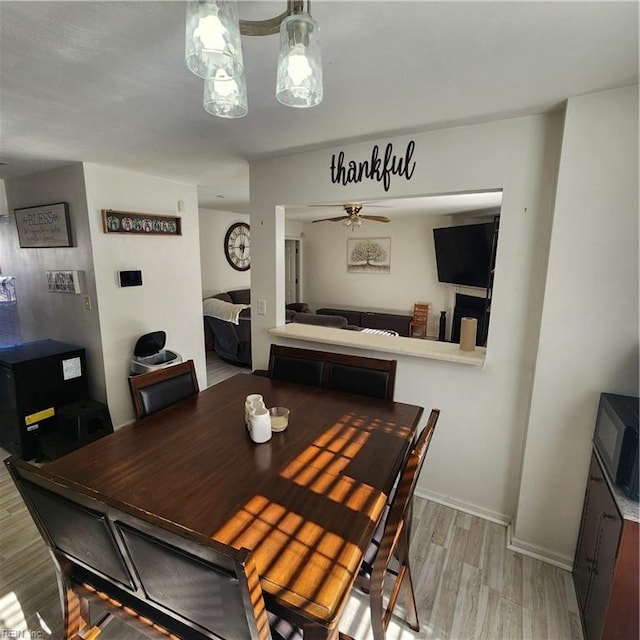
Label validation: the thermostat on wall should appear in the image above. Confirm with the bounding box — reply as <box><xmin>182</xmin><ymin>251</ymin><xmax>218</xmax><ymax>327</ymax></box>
<box><xmin>118</xmin><ymin>270</ymin><xmax>142</xmax><ymax>287</ymax></box>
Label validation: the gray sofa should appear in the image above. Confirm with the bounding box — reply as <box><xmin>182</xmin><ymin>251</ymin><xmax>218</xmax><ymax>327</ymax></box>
<box><xmin>203</xmin><ymin>289</ymin><xmax>312</xmax><ymax>367</ymax></box>
<box><xmin>203</xmin><ymin>289</ymin><xmax>252</xmax><ymax>367</ymax></box>
<box><xmin>315</xmin><ymin>307</ymin><xmax>412</xmax><ymax>336</ymax></box>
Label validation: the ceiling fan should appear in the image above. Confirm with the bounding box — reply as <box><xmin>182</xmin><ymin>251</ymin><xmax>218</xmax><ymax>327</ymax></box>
<box><xmin>311</xmin><ymin>203</ymin><xmax>391</xmax><ymax>229</ymax></box>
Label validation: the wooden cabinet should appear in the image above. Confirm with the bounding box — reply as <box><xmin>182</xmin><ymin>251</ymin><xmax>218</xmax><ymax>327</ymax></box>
<box><xmin>574</xmin><ymin>449</ymin><xmax>639</xmax><ymax>640</ymax></box>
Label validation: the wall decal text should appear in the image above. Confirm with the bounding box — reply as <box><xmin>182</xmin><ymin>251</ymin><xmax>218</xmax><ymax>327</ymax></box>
<box><xmin>330</xmin><ymin>141</ymin><xmax>416</xmax><ymax>192</ymax></box>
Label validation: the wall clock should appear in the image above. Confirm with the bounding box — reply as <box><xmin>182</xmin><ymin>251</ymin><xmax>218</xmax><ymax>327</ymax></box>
<box><xmin>224</xmin><ymin>222</ymin><xmax>250</xmax><ymax>271</ymax></box>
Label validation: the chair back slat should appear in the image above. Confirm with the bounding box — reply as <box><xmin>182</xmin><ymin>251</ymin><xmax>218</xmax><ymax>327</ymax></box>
<box><xmin>128</xmin><ymin>359</ymin><xmax>199</xmax><ymax>420</ymax></box>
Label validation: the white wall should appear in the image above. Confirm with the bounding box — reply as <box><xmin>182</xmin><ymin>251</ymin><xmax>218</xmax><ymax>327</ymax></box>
<box><xmin>250</xmin><ymin>87</ymin><xmax>638</xmax><ymax>565</ymax></box>
<box><xmin>199</xmin><ymin>208</ymin><xmax>250</xmax><ymax>297</ymax></box>
<box><xmin>513</xmin><ymin>86</ymin><xmax>639</xmax><ymax>563</ymax></box>
<box><xmin>0</xmin><ymin>165</ymin><xmax>106</xmax><ymax>400</ymax></box>
<box><xmin>83</xmin><ymin>164</ymin><xmax>206</xmax><ymax>428</ymax></box>
<box><xmin>300</xmin><ymin>215</ymin><xmax>455</xmax><ymax>336</ymax></box>
<box><xmin>251</xmin><ymin>113</ymin><xmax>564</xmax><ymax>534</ymax></box>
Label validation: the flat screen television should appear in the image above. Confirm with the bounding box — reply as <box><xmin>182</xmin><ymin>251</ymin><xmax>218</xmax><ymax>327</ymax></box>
<box><xmin>432</xmin><ymin>222</ymin><xmax>494</xmax><ymax>288</ymax></box>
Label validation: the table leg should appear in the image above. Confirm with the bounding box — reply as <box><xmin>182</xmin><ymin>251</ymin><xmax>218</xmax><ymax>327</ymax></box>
<box><xmin>302</xmin><ymin>621</ymin><xmax>340</xmax><ymax>640</ymax></box>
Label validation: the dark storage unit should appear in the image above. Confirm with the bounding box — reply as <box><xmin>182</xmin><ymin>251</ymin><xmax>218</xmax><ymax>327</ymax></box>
<box><xmin>574</xmin><ymin>448</ymin><xmax>639</xmax><ymax>640</ymax></box>
<box><xmin>0</xmin><ymin>339</ymin><xmax>89</xmax><ymax>459</ymax></box>
<box><xmin>38</xmin><ymin>399</ymin><xmax>113</xmax><ymax>460</ymax></box>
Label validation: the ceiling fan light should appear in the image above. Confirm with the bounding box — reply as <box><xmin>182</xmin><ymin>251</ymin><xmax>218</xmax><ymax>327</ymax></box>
<box><xmin>203</xmin><ymin>70</ymin><xmax>248</xmax><ymax>118</ymax></box>
<box><xmin>276</xmin><ymin>12</ymin><xmax>322</xmax><ymax>108</ymax></box>
<box><xmin>185</xmin><ymin>0</ymin><xmax>244</xmax><ymax>80</ymax></box>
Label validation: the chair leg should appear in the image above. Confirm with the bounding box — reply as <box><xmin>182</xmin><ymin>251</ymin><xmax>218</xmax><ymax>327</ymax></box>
<box><xmin>400</xmin><ymin>561</ymin><xmax>420</xmax><ymax>631</ymax></box>
<box><xmin>369</xmin><ymin>582</ymin><xmax>387</xmax><ymax>640</ymax></box>
<box><xmin>393</xmin><ymin>527</ymin><xmax>420</xmax><ymax>632</ymax></box>
<box><xmin>61</xmin><ymin>585</ymin><xmax>87</xmax><ymax>639</ymax></box>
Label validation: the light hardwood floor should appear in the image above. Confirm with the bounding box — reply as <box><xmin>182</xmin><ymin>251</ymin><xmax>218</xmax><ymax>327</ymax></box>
<box><xmin>0</xmin><ymin>352</ymin><xmax>583</xmax><ymax>639</ymax></box>
<box><xmin>205</xmin><ymin>349</ymin><xmax>252</xmax><ymax>387</ymax></box>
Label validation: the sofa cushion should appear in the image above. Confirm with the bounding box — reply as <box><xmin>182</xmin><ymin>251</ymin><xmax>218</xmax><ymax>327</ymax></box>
<box><xmin>316</xmin><ymin>307</ymin><xmax>411</xmax><ymax>336</ymax></box>
<box><xmin>315</xmin><ymin>308</ymin><xmax>362</xmax><ymax>326</ymax></box>
<box><xmin>226</xmin><ymin>289</ymin><xmax>251</xmax><ymax>305</ymax></box>
<box><xmin>292</xmin><ymin>313</ymin><xmax>348</xmax><ymax>328</ymax></box>
<box><xmin>286</xmin><ymin>302</ymin><xmax>311</xmax><ymax>314</ymax></box>
<box><xmin>203</xmin><ymin>316</ymin><xmax>251</xmax><ymax>367</ymax></box>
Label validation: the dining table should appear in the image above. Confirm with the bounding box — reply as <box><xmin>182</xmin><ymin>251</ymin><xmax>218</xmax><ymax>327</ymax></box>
<box><xmin>44</xmin><ymin>373</ymin><xmax>424</xmax><ymax>639</ymax></box>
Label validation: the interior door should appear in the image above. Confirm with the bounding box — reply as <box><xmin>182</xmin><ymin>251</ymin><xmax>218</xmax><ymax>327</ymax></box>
<box><xmin>285</xmin><ymin>239</ymin><xmax>300</xmax><ymax>304</ymax></box>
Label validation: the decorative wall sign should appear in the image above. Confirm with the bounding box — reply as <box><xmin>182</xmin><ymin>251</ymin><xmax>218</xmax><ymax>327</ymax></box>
<box><xmin>14</xmin><ymin>202</ymin><xmax>73</xmax><ymax>248</ymax></box>
<box><xmin>330</xmin><ymin>140</ymin><xmax>416</xmax><ymax>192</ymax></box>
<box><xmin>347</xmin><ymin>237</ymin><xmax>391</xmax><ymax>273</ymax></box>
<box><xmin>101</xmin><ymin>209</ymin><xmax>182</xmax><ymax>236</ymax></box>
<box><xmin>46</xmin><ymin>270</ymin><xmax>85</xmax><ymax>294</ymax></box>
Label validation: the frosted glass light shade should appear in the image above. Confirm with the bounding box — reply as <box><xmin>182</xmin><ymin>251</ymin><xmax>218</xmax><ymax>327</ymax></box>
<box><xmin>185</xmin><ymin>0</ymin><xmax>243</xmax><ymax>79</ymax></box>
<box><xmin>276</xmin><ymin>12</ymin><xmax>322</xmax><ymax>108</ymax></box>
<box><xmin>203</xmin><ymin>70</ymin><xmax>248</xmax><ymax>118</ymax></box>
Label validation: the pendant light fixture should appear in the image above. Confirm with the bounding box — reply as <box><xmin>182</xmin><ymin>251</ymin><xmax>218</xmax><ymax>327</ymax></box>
<box><xmin>276</xmin><ymin>10</ymin><xmax>322</xmax><ymax>108</ymax></box>
<box><xmin>185</xmin><ymin>0</ymin><xmax>322</xmax><ymax>118</ymax></box>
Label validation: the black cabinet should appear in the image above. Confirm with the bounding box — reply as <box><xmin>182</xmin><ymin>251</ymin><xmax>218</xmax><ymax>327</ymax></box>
<box><xmin>574</xmin><ymin>449</ymin><xmax>639</xmax><ymax>640</ymax></box>
<box><xmin>0</xmin><ymin>340</ymin><xmax>89</xmax><ymax>459</ymax></box>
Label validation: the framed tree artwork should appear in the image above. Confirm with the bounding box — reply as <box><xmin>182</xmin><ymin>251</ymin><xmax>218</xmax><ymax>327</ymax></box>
<box><xmin>347</xmin><ymin>237</ymin><xmax>391</xmax><ymax>273</ymax></box>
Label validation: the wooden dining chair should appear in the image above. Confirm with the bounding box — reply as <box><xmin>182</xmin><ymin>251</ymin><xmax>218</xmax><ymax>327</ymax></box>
<box><xmin>128</xmin><ymin>359</ymin><xmax>199</xmax><ymax>420</ymax></box>
<box><xmin>355</xmin><ymin>408</ymin><xmax>440</xmax><ymax>640</ymax></box>
<box><xmin>8</xmin><ymin>455</ymin><xmax>354</xmax><ymax>640</ymax></box>
<box><xmin>268</xmin><ymin>344</ymin><xmax>327</xmax><ymax>386</ymax></box>
<box><xmin>408</xmin><ymin>303</ymin><xmax>429</xmax><ymax>339</ymax></box>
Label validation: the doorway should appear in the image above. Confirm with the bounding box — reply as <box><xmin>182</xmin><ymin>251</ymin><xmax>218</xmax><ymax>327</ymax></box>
<box><xmin>284</xmin><ymin>239</ymin><xmax>300</xmax><ymax>304</ymax></box>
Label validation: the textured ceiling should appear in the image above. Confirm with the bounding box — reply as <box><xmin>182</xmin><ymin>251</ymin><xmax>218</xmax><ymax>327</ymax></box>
<box><xmin>0</xmin><ymin>1</ymin><xmax>637</xmax><ymax>213</ymax></box>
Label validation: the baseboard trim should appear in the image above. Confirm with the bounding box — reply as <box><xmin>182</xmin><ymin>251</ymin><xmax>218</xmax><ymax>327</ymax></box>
<box><xmin>414</xmin><ymin>487</ymin><xmax>511</xmax><ymax>527</ymax></box>
<box><xmin>414</xmin><ymin>487</ymin><xmax>575</xmax><ymax>571</ymax></box>
<box><xmin>507</xmin><ymin>527</ymin><xmax>574</xmax><ymax>572</ymax></box>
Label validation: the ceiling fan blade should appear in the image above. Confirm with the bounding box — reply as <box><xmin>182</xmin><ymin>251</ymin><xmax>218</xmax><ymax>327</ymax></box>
<box><xmin>306</xmin><ymin>202</ymin><xmax>391</xmax><ymax>209</ymax></box>
<box><xmin>312</xmin><ymin>216</ymin><xmax>348</xmax><ymax>223</ymax></box>
<box><xmin>307</xmin><ymin>203</ymin><xmax>349</xmax><ymax>208</ymax></box>
<box><xmin>361</xmin><ymin>215</ymin><xmax>391</xmax><ymax>222</ymax></box>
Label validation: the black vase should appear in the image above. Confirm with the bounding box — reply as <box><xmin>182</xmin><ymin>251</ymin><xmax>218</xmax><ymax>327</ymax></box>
<box><xmin>438</xmin><ymin>311</ymin><xmax>447</xmax><ymax>342</ymax></box>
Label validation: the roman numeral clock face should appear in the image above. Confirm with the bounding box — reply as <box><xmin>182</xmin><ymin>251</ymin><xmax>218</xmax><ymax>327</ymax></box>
<box><xmin>224</xmin><ymin>222</ymin><xmax>250</xmax><ymax>271</ymax></box>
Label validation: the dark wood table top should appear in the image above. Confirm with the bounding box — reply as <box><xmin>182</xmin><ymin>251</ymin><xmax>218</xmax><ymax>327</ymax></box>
<box><xmin>45</xmin><ymin>374</ymin><xmax>423</xmax><ymax>636</ymax></box>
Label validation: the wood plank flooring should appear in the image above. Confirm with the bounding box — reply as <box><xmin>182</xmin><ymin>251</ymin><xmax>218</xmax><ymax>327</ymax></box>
<box><xmin>205</xmin><ymin>349</ymin><xmax>252</xmax><ymax>387</ymax></box>
<box><xmin>0</xmin><ymin>352</ymin><xmax>584</xmax><ymax>639</ymax></box>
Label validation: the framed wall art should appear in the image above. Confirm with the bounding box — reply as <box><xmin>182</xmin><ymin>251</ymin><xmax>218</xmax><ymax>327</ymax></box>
<box><xmin>14</xmin><ymin>202</ymin><xmax>73</xmax><ymax>248</ymax></box>
<box><xmin>347</xmin><ymin>237</ymin><xmax>391</xmax><ymax>273</ymax></box>
<box><xmin>102</xmin><ymin>209</ymin><xmax>182</xmax><ymax>236</ymax></box>
<box><xmin>46</xmin><ymin>270</ymin><xmax>85</xmax><ymax>294</ymax></box>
